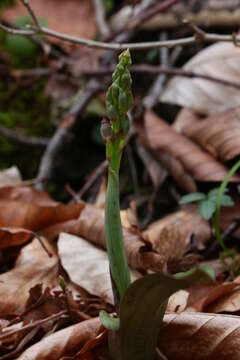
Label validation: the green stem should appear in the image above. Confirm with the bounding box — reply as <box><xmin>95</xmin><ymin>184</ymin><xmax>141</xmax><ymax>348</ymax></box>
<box><xmin>105</xmin><ymin>139</ymin><xmax>131</xmax><ymax>300</ymax></box>
<box><xmin>214</xmin><ymin>159</ymin><xmax>240</xmax><ymax>251</ymax></box>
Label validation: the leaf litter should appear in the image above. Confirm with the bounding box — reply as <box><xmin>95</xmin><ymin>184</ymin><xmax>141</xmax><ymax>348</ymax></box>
<box><xmin>2</xmin><ymin>2</ymin><xmax>240</xmax><ymax>359</ymax></box>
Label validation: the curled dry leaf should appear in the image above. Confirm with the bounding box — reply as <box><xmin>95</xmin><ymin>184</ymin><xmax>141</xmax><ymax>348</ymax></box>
<box><xmin>186</xmin><ymin>282</ymin><xmax>238</xmax><ymax>313</ymax></box>
<box><xmin>42</xmin><ymin>202</ymin><xmax>166</xmax><ymax>272</ymax></box>
<box><xmin>18</xmin><ymin>312</ymin><xmax>240</xmax><ymax>360</ymax></box>
<box><xmin>0</xmin><ymin>227</ymin><xmax>34</xmax><ymax>249</ymax></box>
<box><xmin>142</xmin><ymin>205</ymin><xmax>211</xmax><ymax>261</ymax></box>
<box><xmin>206</xmin><ymin>277</ymin><xmax>240</xmax><ymax>314</ymax></box>
<box><xmin>135</xmin><ymin>109</ymin><xmax>237</xmax><ymax>192</ymax></box>
<box><xmin>3</xmin><ymin>0</ymin><xmax>96</xmax><ymax>42</ymax></box>
<box><xmin>182</xmin><ymin>107</ymin><xmax>240</xmax><ymax>162</ymax></box>
<box><xmin>0</xmin><ymin>239</ymin><xmax>58</xmax><ymax>317</ymax></box>
<box><xmin>159</xmin><ymin>312</ymin><xmax>240</xmax><ymax>360</ymax></box>
<box><xmin>161</xmin><ymin>42</ymin><xmax>240</xmax><ymax>115</ymax></box>
<box><xmin>0</xmin><ymin>186</ymin><xmax>84</xmax><ymax>231</ymax></box>
<box><xmin>17</xmin><ymin>318</ymin><xmax>102</xmax><ymax>360</ymax></box>
<box><xmin>58</xmin><ymin>233</ymin><xmax>140</xmax><ymax>304</ymax></box>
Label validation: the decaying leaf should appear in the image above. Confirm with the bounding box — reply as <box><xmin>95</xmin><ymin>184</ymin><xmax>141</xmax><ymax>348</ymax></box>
<box><xmin>161</xmin><ymin>42</ymin><xmax>240</xmax><ymax>115</ymax></box>
<box><xmin>120</xmin><ymin>268</ymin><xmax>213</xmax><ymax>360</ymax></box>
<box><xmin>159</xmin><ymin>312</ymin><xmax>240</xmax><ymax>360</ymax></box>
<box><xmin>42</xmin><ymin>202</ymin><xmax>166</xmax><ymax>272</ymax></box>
<box><xmin>17</xmin><ymin>318</ymin><xmax>102</xmax><ymax>360</ymax></box>
<box><xmin>0</xmin><ymin>186</ymin><xmax>84</xmax><ymax>230</ymax></box>
<box><xmin>58</xmin><ymin>233</ymin><xmax>139</xmax><ymax>304</ymax></box>
<box><xmin>186</xmin><ymin>282</ymin><xmax>238</xmax><ymax>312</ymax></box>
<box><xmin>0</xmin><ymin>238</ymin><xmax>58</xmax><ymax>316</ymax></box>
<box><xmin>142</xmin><ymin>205</ymin><xmax>211</xmax><ymax>260</ymax></box>
<box><xmin>182</xmin><ymin>107</ymin><xmax>240</xmax><ymax>162</ymax></box>
<box><xmin>135</xmin><ymin>109</ymin><xmax>239</xmax><ymax>192</ymax></box>
<box><xmin>0</xmin><ymin>166</ymin><xmax>21</xmax><ymax>188</ymax></box>
<box><xmin>0</xmin><ymin>227</ymin><xmax>34</xmax><ymax>249</ymax></box>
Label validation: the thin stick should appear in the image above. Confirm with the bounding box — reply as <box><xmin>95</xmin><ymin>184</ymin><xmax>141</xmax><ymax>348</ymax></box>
<box><xmin>93</xmin><ymin>0</ymin><xmax>111</xmax><ymax>38</ymax></box>
<box><xmin>82</xmin><ymin>64</ymin><xmax>240</xmax><ymax>91</ymax></box>
<box><xmin>1</xmin><ymin>21</ymin><xmax>240</xmax><ymax>51</ymax></box>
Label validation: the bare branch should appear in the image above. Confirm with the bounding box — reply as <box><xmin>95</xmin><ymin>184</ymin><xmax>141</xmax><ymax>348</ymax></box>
<box><xmin>92</xmin><ymin>0</ymin><xmax>111</xmax><ymax>38</ymax></box>
<box><xmin>0</xmin><ymin>124</ymin><xmax>49</xmax><ymax>147</ymax></box>
<box><xmin>1</xmin><ymin>18</ymin><xmax>240</xmax><ymax>51</ymax></box>
<box><xmin>21</xmin><ymin>0</ymin><xmax>41</xmax><ymax>29</ymax></box>
<box><xmin>81</xmin><ymin>64</ymin><xmax>240</xmax><ymax>91</ymax></box>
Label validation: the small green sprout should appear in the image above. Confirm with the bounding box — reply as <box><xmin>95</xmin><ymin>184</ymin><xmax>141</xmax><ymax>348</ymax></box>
<box><xmin>179</xmin><ymin>187</ymin><xmax>234</xmax><ymax>221</ymax></box>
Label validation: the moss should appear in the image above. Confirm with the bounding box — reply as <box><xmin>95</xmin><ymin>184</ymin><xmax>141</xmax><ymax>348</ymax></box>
<box><xmin>0</xmin><ymin>80</ymin><xmax>53</xmax><ymax>178</ymax></box>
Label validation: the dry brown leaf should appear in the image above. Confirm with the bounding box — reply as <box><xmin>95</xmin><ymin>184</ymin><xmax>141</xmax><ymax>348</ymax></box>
<box><xmin>18</xmin><ymin>312</ymin><xmax>240</xmax><ymax>359</ymax></box>
<box><xmin>0</xmin><ymin>186</ymin><xmax>84</xmax><ymax>231</ymax></box>
<box><xmin>161</xmin><ymin>42</ymin><xmax>240</xmax><ymax>115</ymax></box>
<box><xmin>167</xmin><ymin>290</ymin><xmax>189</xmax><ymax>313</ymax></box>
<box><xmin>159</xmin><ymin>312</ymin><xmax>240</xmax><ymax>359</ymax></box>
<box><xmin>208</xmin><ymin>287</ymin><xmax>240</xmax><ymax>314</ymax></box>
<box><xmin>17</xmin><ymin>318</ymin><xmax>102</xmax><ymax>360</ymax></box>
<box><xmin>182</xmin><ymin>107</ymin><xmax>240</xmax><ymax>162</ymax></box>
<box><xmin>0</xmin><ymin>239</ymin><xmax>58</xmax><ymax>317</ymax></box>
<box><xmin>41</xmin><ymin>202</ymin><xmax>166</xmax><ymax>272</ymax></box>
<box><xmin>142</xmin><ymin>205</ymin><xmax>211</xmax><ymax>261</ymax></box>
<box><xmin>0</xmin><ymin>227</ymin><xmax>34</xmax><ymax>249</ymax></box>
<box><xmin>135</xmin><ymin>109</ymin><xmax>238</xmax><ymax>192</ymax></box>
<box><xmin>3</xmin><ymin>0</ymin><xmax>96</xmax><ymax>42</ymax></box>
<box><xmin>186</xmin><ymin>282</ymin><xmax>238</xmax><ymax>313</ymax></box>
<box><xmin>0</xmin><ymin>166</ymin><xmax>21</xmax><ymax>188</ymax></box>
<box><xmin>58</xmin><ymin>233</ymin><xmax>140</xmax><ymax>304</ymax></box>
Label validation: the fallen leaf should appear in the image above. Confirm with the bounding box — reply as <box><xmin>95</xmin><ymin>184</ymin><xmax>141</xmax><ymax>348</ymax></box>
<box><xmin>142</xmin><ymin>205</ymin><xmax>211</xmax><ymax>260</ymax></box>
<box><xmin>17</xmin><ymin>318</ymin><xmax>102</xmax><ymax>360</ymax></box>
<box><xmin>135</xmin><ymin>109</ymin><xmax>239</xmax><ymax>192</ymax></box>
<box><xmin>186</xmin><ymin>282</ymin><xmax>238</xmax><ymax>312</ymax></box>
<box><xmin>182</xmin><ymin>107</ymin><xmax>240</xmax><ymax>162</ymax></box>
<box><xmin>0</xmin><ymin>166</ymin><xmax>21</xmax><ymax>188</ymax></box>
<box><xmin>161</xmin><ymin>42</ymin><xmax>240</xmax><ymax>115</ymax></box>
<box><xmin>42</xmin><ymin>202</ymin><xmax>166</xmax><ymax>272</ymax></box>
<box><xmin>207</xmin><ymin>285</ymin><xmax>240</xmax><ymax>314</ymax></box>
<box><xmin>120</xmin><ymin>268</ymin><xmax>213</xmax><ymax>360</ymax></box>
<box><xmin>58</xmin><ymin>233</ymin><xmax>140</xmax><ymax>304</ymax></box>
<box><xmin>0</xmin><ymin>238</ymin><xmax>58</xmax><ymax>316</ymax></box>
<box><xmin>167</xmin><ymin>290</ymin><xmax>189</xmax><ymax>313</ymax></box>
<box><xmin>0</xmin><ymin>186</ymin><xmax>84</xmax><ymax>231</ymax></box>
<box><xmin>0</xmin><ymin>227</ymin><xmax>34</xmax><ymax>249</ymax></box>
<box><xmin>17</xmin><ymin>311</ymin><xmax>240</xmax><ymax>359</ymax></box>
<box><xmin>3</xmin><ymin>0</ymin><xmax>96</xmax><ymax>43</ymax></box>
<box><xmin>158</xmin><ymin>312</ymin><xmax>240</xmax><ymax>359</ymax></box>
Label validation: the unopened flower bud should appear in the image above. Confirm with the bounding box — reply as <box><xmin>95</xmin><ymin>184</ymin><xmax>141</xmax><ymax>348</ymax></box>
<box><xmin>101</xmin><ymin>118</ymin><xmax>112</xmax><ymax>140</ymax></box>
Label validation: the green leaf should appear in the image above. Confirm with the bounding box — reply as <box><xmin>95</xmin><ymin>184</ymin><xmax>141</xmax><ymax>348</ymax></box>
<box><xmin>198</xmin><ymin>199</ymin><xmax>216</xmax><ymax>220</ymax></box>
<box><xmin>219</xmin><ymin>195</ymin><xmax>234</xmax><ymax>207</ymax></box>
<box><xmin>179</xmin><ymin>192</ymin><xmax>206</xmax><ymax>205</ymax></box>
<box><xmin>208</xmin><ymin>187</ymin><xmax>228</xmax><ymax>201</ymax></box>
<box><xmin>120</xmin><ymin>268</ymin><xmax>213</xmax><ymax>360</ymax></box>
<box><xmin>99</xmin><ymin>310</ymin><xmax>120</xmax><ymax>331</ymax></box>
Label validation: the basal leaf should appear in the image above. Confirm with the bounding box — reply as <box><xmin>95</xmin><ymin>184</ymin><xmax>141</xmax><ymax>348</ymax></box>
<box><xmin>120</xmin><ymin>268</ymin><xmax>213</xmax><ymax>360</ymax></box>
<box><xmin>179</xmin><ymin>192</ymin><xmax>206</xmax><ymax>205</ymax></box>
<box><xmin>198</xmin><ymin>199</ymin><xmax>216</xmax><ymax>220</ymax></box>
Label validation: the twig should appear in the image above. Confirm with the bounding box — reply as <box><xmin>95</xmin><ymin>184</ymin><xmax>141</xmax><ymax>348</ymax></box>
<box><xmin>143</xmin><ymin>32</ymin><xmax>169</xmax><ymax>109</ymax></box>
<box><xmin>77</xmin><ymin>160</ymin><xmax>108</xmax><ymax>200</ymax></box>
<box><xmin>127</xmin><ymin>0</ymin><xmax>180</xmax><ymax>30</ymax></box>
<box><xmin>21</xmin><ymin>0</ymin><xmax>41</xmax><ymax>29</ymax></box>
<box><xmin>0</xmin><ymin>124</ymin><xmax>49</xmax><ymax>147</ymax></box>
<box><xmin>0</xmin><ymin>311</ymin><xmax>67</xmax><ymax>341</ymax></box>
<box><xmin>1</xmin><ymin>20</ymin><xmax>240</xmax><ymax>51</ymax></box>
<box><xmin>35</xmin><ymin>79</ymin><xmax>103</xmax><ymax>190</ymax></box>
<box><xmin>82</xmin><ymin>64</ymin><xmax>240</xmax><ymax>91</ymax></box>
<box><xmin>93</xmin><ymin>0</ymin><xmax>111</xmax><ymax>38</ymax></box>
